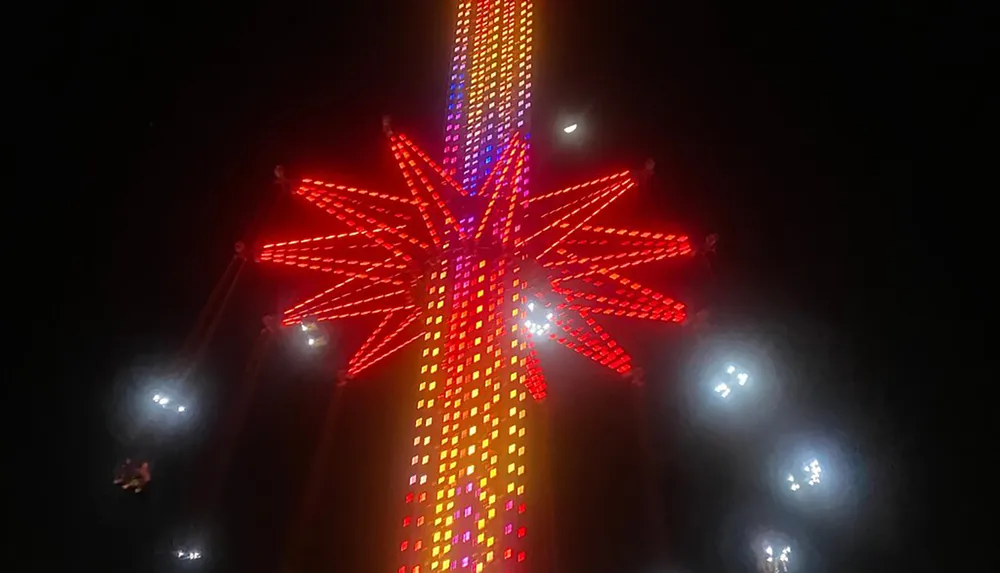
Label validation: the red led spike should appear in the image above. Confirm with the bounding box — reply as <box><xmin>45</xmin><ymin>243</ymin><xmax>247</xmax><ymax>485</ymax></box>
<box><xmin>348</xmin><ymin>308</ymin><xmax>422</xmax><ymax>375</ymax></box>
<box><xmin>396</xmin><ymin>132</ymin><xmax>469</xmax><ymax>199</ymax></box>
<box><xmin>526</xmin><ymin>170</ymin><xmax>631</xmax><ymax>204</ymax></box>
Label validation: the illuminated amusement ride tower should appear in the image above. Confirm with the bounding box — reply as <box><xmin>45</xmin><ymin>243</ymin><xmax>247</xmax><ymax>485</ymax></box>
<box><xmin>258</xmin><ymin>0</ymin><xmax>694</xmax><ymax>570</ymax></box>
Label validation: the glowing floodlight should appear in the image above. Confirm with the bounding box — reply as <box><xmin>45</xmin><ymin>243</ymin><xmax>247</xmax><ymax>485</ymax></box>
<box><xmin>787</xmin><ymin>458</ymin><xmax>822</xmax><ymax>492</ymax></box>
<box><xmin>714</xmin><ymin>364</ymin><xmax>750</xmax><ymax>398</ymax></box>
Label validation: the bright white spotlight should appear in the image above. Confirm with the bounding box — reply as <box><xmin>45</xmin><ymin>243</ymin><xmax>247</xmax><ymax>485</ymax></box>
<box><xmin>563</xmin><ymin>123</ymin><xmax>578</xmax><ymax>134</ymax></box>
<box><xmin>760</xmin><ymin>544</ymin><xmax>792</xmax><ymax>572</ymax></box>
<box><xmin>177</xmin><ymin>405</ymin><xmax>186</xmax><ymax>413</ymax></box>
<box><xmin>788</xmin><ymin>458</ymin><xmax>822</xmax><ymax>492</ymax></box>
<box><xmin>177</xmin><ymin>549</ymin><xmax>202</xmax><ymax>560</ymax></box>
<box><xmin>300</xmin><ymin>318</ymin><xmax>329</xmax><ymax>348</ymax></box>
<box><xmin>522</xmin><ymin>299</ymin><xmax>555</xmax><ymax>338</ymax></box>
<box><xmin>714</xmin><ymin>364</ymin><xmax>750</xmax><ymax>399</ymax></box>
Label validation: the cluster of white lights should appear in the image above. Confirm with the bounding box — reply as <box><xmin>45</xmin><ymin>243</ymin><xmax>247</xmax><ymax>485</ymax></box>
<box><xmin>787</xmin><ymin>458</ymin><xmax>822</xmax><ymax>491</ymax></box>
<box><xmin>523</xmin><ymin>302</ymin><xmax>554</xmax><ymax>337</ymax></box>
<box><xmin>713</xmin><ymin>364</ymin><xmax>749</xmax><ymax>398</ymax></box>
<box><xmin>300</xmin><ymin>321</ymin><xmax>327</xmax><ymax>347</ymax></box>
<box><xmin>152</xmin><ymin>393</ymin><xmax>185</xmax><ymax>413</ymax></box>
<box><xmin>763</xmin><ymin>545</ymin><xmax>791</xmax><ymax>572</ymax></box>
<box><xmin>176</xmin><ymin>550</ymin><xmax>201</xmax><ymax>560</ymax></box>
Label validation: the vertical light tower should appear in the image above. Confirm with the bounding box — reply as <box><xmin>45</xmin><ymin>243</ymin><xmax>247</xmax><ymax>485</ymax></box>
<box><xmin>257</xmin><ymin>0</ymin><xmax>695</xmax><ymax>570</ymax></box>
<box><xmin>401</xmin><ymin>3</ymin><xmax>535</xmax><ymax>571</ymax></box>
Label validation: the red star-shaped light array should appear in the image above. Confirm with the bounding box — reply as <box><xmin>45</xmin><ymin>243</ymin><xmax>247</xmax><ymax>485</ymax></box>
<box><xmin>258</xmin><ymin>130</ymin><xmax>693</xmax><ymax>386</ymax></box>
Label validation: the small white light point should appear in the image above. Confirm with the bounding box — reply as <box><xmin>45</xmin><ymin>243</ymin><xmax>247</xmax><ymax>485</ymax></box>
<box><xmin>563</xmin><ymin>123</ymin><xmax>578</xmax><ymax>134</ymax></box>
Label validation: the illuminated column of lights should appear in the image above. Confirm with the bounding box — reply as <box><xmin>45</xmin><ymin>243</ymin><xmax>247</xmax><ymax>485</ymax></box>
<box><xmin>443</xmin><ymin>1</ymin><xmax>471</xmax><ymax>177</ymax></box>
<box><xmin>400</xmin><ymin>261</ymin><xmax>450</xmax><ymax>573</ymax></box>
<box><xmin>399</xmin><ymin>250</ymin><xmax>530</xmax><ymax>572</ymax></box>
<box><xmin>444</xmin><ymin>0</ymin><xmax>534</xmax><ymax>191</ymax></box>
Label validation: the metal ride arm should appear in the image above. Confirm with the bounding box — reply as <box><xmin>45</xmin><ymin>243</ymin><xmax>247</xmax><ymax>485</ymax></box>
<box><xmin>176</xmin><ymin>166</ymin><xmax>290</xmax><ymax>382</ymax></box>
<box><xmin>115</xmin><ymin>168</ymin><xmax>288</xmax><ymax>491</ymax></box>
<box><xmin>190</xmin><ymin>315</ymin><xmax>279</xmax><ymax>516</ymax></box>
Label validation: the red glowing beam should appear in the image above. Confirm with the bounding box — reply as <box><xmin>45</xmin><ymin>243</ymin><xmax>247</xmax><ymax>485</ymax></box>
<box><xmin>257</xmin><ymin>257</ymin><xmax>404</xmax><ymax>283</ymax></box>
<box><xmin>308</xmin><ymin>186</ymin><xmax>415</xmax><ymax>222</ymax></box>
<box><xmin>348</xmin><ymin>309</ymin><xmax>422</xmax><ymax>376</ymax></box>
<box><xmin>286</xmin><ymin>276</ymin><xmax>409</xmax><ymax>322</ymax></box>
<box><xmin>392</xmin><ymin>136</ymin><xmax>465</xmax><ymax>240</ymax></box>
<box><xmin>258</xmin><ymin>253</ymin><xmax>411</xmax><ymax>271</ymax></box>
<box><xmin>519</xmin><ymin>179</ymin><xmax>630</xmax><ymax>249</ymax></box>
<box><xmin>543</xmin><ymin>244</ymin><xmax>687</xmax><ymax>268</ymax></box>
<box><xmin>475</xmin><ymin>136</ymin><xmax>524</xmax><ymax>242</ymax></box>
<box><xmin>564</xmin><ymin>274</ymin><xmax>686</xmax><ymax>318</ymax></box>
<box><xmin>261</xmin><ymin>226</ymin><xmax>405</xmax><ymax>250</ymax></box>
<box><xmin>526</xmin><ymin>170</ymin><xmax>631</xmax><ymax>204</ymax></box>
<box><xmin>500</xmin><ymin>148</ymin><xmax>529</xmax><ymax>247</ymax></box>
<box><xmin>558</xmin><ymin>288</ymin><xmax>676</xmax><ymax>313</ymax></box>
<box><xmin>263</xmin><ymin>242</ymin><xmax>401</xmax><ymax>257</ymax></box>
<box><xmin>558</xmin><ymin>303</ymin><xmax>684</xmax><ymax>323</ymax></box>
<box><xmin>300</xmin><ymin>179</ymin><xmax>424</xmax><ymax>207</ymax></box>
<box><xmin>291</xmin><ymin>304</ymin><xmax>416</xmax><ymax>325</ymax></box>
<box><xmin>307</xmin><ymin>288</ymin><xmax>411</xmax><ymax>317</ymax></box>
<box><xmin>551</xmin><ymin>250</ymin><xmax>685</xmax><ymax>283</ymax></box>
<box><xmin>572</xmin><ymin>224</ymin><xmax>692</xmax><ymax>243</ymax></box>
<box><xmin>531</xmin><ymin>179</ymin><xmax>635</xmax><ymax>259</ymax></box>
<box><xmin>396</xmin><ymin>133</ymin><xmax>470</xmax><ymax>200</ymax></box>
<box><xmin>298</xmin><ymin>186</ymin><xmax>431</xmax><ymax>257</ymax></box>
<box><xmin>538</xmin><ymin>187</ymin><xmax>607</xmax><ymax>219</ymax></box>
<box><xmin>539</xmin><ymin>179</ymin><xmax>636</xmax><ymax>258</ymax></box>
<box><xmin>349</xmin><ymin>311</ymin><xmax>400</xmax><ymax>369</ymax></box>
<box><xmin>349</xmin><ymin>330</ymin><xmax>425</xmax><ymax>378</ymax></box>
<box><xmin>552</xmin><ymin>311</ymin><xmax>632</xmax><ymax>374</ymax></box>
<box><xmin>390</xmin><ymin>138</ymin><xmax>446</xmax><ymax>246</ymax></box>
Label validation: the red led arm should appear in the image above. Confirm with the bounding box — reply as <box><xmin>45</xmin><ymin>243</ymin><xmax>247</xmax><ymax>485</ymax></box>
<box><xmin>552</xmin><ymin>310</ymin><xmax>633</xmax><ymax>375</ymax></box>
<box><xmin>348</xmin><ymin>309</ymin><xmax>423</xmax><ymax>377</ymax></box>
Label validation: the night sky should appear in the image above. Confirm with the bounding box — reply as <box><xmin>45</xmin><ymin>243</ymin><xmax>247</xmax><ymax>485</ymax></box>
<box><xmin>15</xmin><ymin>1</ymin><xmax>987</xmax><ymax>572</ymax></box>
